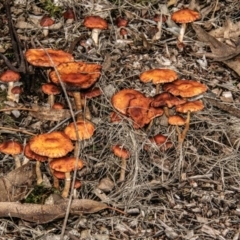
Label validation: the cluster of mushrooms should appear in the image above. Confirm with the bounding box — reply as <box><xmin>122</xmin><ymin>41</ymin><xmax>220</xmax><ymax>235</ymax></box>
<box><xmin>0</xmin><ymin>8</ymin><xmax>207</xmax><ymax>197</ymax></box>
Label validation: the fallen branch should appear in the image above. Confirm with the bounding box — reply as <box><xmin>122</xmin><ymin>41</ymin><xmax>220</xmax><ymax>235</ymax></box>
<box><xmin>0</xmin><ymin>199</ymin><xmax>110</xmax><ymax>224</ymax></box>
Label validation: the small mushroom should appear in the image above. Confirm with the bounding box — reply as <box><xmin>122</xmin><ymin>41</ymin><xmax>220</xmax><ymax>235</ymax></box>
<box><xmin>83</xmin><ymin>16</ymin><xmax>108</xmax><ymax>45</ymax></box>
<box><xmin>41</xmin><ymin>83</ymin><xmax>61</xmax><ymax>108</ymax></box>
<box><xmin>0</xmin><ymin>70</ymin><xmax>21</xmax><ymax>101</ymax></box>
<box><xmin>112</xmin><ymin>145</ymin><xmax>130</xmax><ymax>182</ymax></box>
<box><xmin>50</xmin><ymin>157</ymin><xmax>84</xmax><ymax>198</ymax></box>
<box><xmin>0</xmin><ymin>141</ymin><xmax>23</xmax><ymax>169</ymax></box>
<box><xmin>39</xmin><ymin>15</ymin><xmax>55</xmax><ymax>37</ymax></box>
<box><xmin>171</xmin><ymin>8</ymin><xmax>200</xmax><ymax>49</ymax></box>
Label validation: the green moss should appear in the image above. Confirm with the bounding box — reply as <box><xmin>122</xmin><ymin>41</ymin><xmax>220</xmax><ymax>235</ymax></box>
<box><xmin>39</xmin><ymin>0</ymin><xmax>63</xmax><ymax>17</ymax></box>
<box><xmin>23</xmin><ymin>185</ymin><xmax>57</xmax><ymax>204</ymax></box>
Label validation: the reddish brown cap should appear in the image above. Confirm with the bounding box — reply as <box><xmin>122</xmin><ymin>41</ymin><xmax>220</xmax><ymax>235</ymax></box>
<box><xmin>52</xmin><ymin>102</ymin><xmax>64</xmax><ymax>109</ymax></box>
<box><xmin>163</xmin><ymin>80</ymin><xmax>207</xmax><ymax>98</ymax></box>
<box><xmin>0</xmin><ymin>70</ymin><xmax>20</xmax><ymax>83</ymax></box>
<box><xmin>64</xmin><ymin>120</ymin><xmax>95</xmax><ymax>141</ymax></box>
<box><xmin>111</xmin><ymin>89</ymin><xmax>145</xmax><ymax>115</ymax></box>
<box><xmin>176</xmin><ymin>100</ymin><xmax>204</xmax><ymax>113</ymax></box>
<box><xmin>151</xmin><ymin>92</ymin><xmax>186</xmax><ymax>108</ymax></box>
<box><xmin>24</xmin><ymin>143</ymin><xmax>47</xmax><ymax>162</ymax></box>
<box><xmin>168</xmin><ymin>115</ymin><xmax>186</xmax><ymax>126</ymax></box>
<box><xmin>42</xmin><ymin>83</ymin><xmax>61</xmax><ymax>95</ymax></box>
<box><xmin>73</xmin><ymin>180</ymin><xmax>81</xmax><ymax>189</ymax></box>
<box><xmin>116</xmin><ymin>16</ymin><xmax>128</xmax><ymax>27</ymax></box>
<box><xmin>139</xmin><ymin>69</ymin><xmax>178</xmax><ymax>85</ymax></box>
<box><xmin>11</xmin><ymin>86</ymin><xmax>23</xmax><ymax>94</ymax></box>
<box><xmin>25</xmin><ymin>49</ymin><xmax>74</xmax><ymax>67</ymax></box>
<box><xmin>49</xmin><ymin>62</ymin><xmax>101</xmax><ymax>90</ymax></box>
<box><xmin>0</xmin><ymin>141</ymin><xmax>23</xmax><ymax>155</ymax></box>
<box><xmin>29</xmin><ymin>131</ymin><xmax>74</xmax><ymax>158</ymax></box>
<box><xmin>53</xmin><ymin>170</ymin><xmax>66</xmax><ymax>179</ymax></box>
<box><xmin>112</xmin><ymin>145</ymin><xmax>130</xmax><ymax>159</ymax></box>
<box><xmin>40</xmin><ymin>16</ymin><xmax>55</xmax><ymax>27</ymax></box>
<box><xmin>50</xmin><ymin>157</ymin><xmax>84</xmax><ymax>172</ymax></box>
<box><xmin>145</xmin><ymin>134</ymin><xmax>172</xmax><ymax>151</ymax></box>
<box><xmin>120</xmin><ymin>28</ymin><xmax>128</xmax><ymax>36</ymax></box>
<box><xmin>171</xmin><ymin>9</ymin><xmax>200</xmax><ymax>24</ymax></box>
<box><xmin>84</xmin><ymin>16</ymin><xmax>108</xmax><ymax>29</ymax></box>
<box><xmin>63</xmin><ymin>8</ymin><xmax>75</xmax><ymax>20</ymax></box>
<box><xmin>81</xmin><ymin>88</ymin><xmax>102</xmax><ymax>99</ymax></box>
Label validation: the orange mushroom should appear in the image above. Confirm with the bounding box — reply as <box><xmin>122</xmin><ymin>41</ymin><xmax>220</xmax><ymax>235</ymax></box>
<box><xmin>29</xmin><ymin>131</ymin><xmax>74</xmax><ymax>188</ymax></box>
<box><xmin>112</xmin><ymin>145</ymin><xmax>130</xmax><ymax>182</ymax></box>
<box><xmin>50</xmin><ymin>157</ymin><xmax>84</xmax><ymax>198</ymax></box>
<box><xmin>0</xmin><ymin>141</ymin><xmax>23</xmax><ymax>169</ymax></box>
<box><xmin>41</xmin><ymin>83</ymin><xmax>61</xmax><ymax>108</ymax></box>
<box><xmin>83</xmin><ymin>16</ymin><xmax>108</xmax><ymax>45</ymax></box>
<box><xmin>171</xmin><ymin>8</ymin><xmax>200</xmax><ymax>48</ymax></box>
<box><xmin>140</xmin><ymin>68</ymin><xmax>178</xmax><ymax>93</ymax></box>
<box><xmin>0</xmin><ymin>69</ymin><xmax>21</xmax><ymax>101</ymax></box>
<box><xmin>25</xmin><ymin>48</ymin><xmax>74</xmax><ymax>67</ymax></box>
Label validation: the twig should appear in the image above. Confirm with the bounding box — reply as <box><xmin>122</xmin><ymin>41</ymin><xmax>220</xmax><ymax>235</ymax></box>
<box><xmin>205</xmin><ymin>96</ymin><xmax>240</xmax><ymax>118</ymax></box>
<box><xmin>0</xmin><ymin>127</ymin><xmax>35</xmax><ymax>136</ymax></box>
<box><xmin>0</xmin><ymin>107</ymin><xmax>37</xmax><ymax>112</ymax></box>
<box><xmin>0</xmin><ymin>1</ymin><xmax>26</xmax><ymax>73</ymax></box>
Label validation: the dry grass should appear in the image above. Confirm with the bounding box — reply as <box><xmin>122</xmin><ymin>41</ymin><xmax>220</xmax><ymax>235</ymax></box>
<box><xmin>0</xmin><ymin>0</ymin><xmax>240</xmax><ymax>239</ymax></box>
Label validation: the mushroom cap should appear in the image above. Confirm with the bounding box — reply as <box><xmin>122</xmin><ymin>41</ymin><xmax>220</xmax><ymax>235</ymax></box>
<box><xmin>81</xmin><ymin>88</ymin><xmax>102</xmax><ymax>99</ymax></box>
<box><xmin>163</xmin><ymin>79</ymin><xmax>207</xmax><ymax>98</ymax></box>
<box><xmin>116</xmin><ymin>16</ymin><xmax>128</xmax><ymax>27</ymax></box>
<box><xmin>151</xmin><ymin>92</ymin><xmax>186</xmax><ymax>108</ymax></box>
<box><xmin>127</xmin><ymin>96</ymin><xmax>153</xmax><ymax>128</ymax></box>
<box><xmin>0</xmin><ymin>141</ymin><xmax>23</xmax><ymax>155</ymax></box>
<box><xmin>145</xmin><ymin>134</ymin><xmax>173</xmax><ymax>151</ymax></box>
<box><xmin>52</xmin><ymin>102</ymin><xmax>64</xmax><ymax>109</ymax></box>
<box><xmin>139</xmin><ymin>69</ymin><xmax>178</xmax><ymax>85</ymax></box>
<box><xmin>83</xmin><ymin>16</ymin><xmax>108</xmax><ymax>29</ymax></box>
<box><xmin>49</xmin><ymin>62</ymin><xmax>101</xmax><ymax>90</ymax></box>
<box><xmin>42</xmin><ymin>83</ymin><xmax>61</xmax><ymax>95</ymax></box>
<box><xmin>171</xmin><ymin>9</ymin><xmax>200</xmax><ymax>23</ymax></box>
<box><xmin>53</xmin><ymin>170</ymin><xmax>66</xmax><ymax>179</ymax></box>
<box><xmin>0</xmin><ymin>70</ymin><xmax>21</xmax><ymax>83</ymax></box>
<box><xmin>112</xmin><ymin>145</ymin><xmax>130</xmax><ymax>159</ymax></box>
<box><xmin>24</xmin><ymin>143</ymin><xmax>47</xmax><ymax>162</ymax></box>
<box><xmin>29</xmin><ymin>131</ymin><xmax>74</xmax><ymax>158</ymax></box>
<box><xmin>63</xmin><ymin>8</ymin><xmax>75</xmax><ymax>20</ymax></box>
<box><xmin>127</xmin><ymin>96</ymin><xmax>163</xmax><ymax>128</ymax></box>
<box><xmin>40</xmin><ymin>15</ymin><xmax>55</xmax><ymax>27</ymax></box>
<box><xmin>50</xmin><ymin>157</ymin><xmax>84</xmax><ymax>172</ymax></box>
<box><xmin>25</xmin><ymin>49</ymin><xmax>74</xmax><ymax>67</ymax></box>
<box><xmin>64</xmin><ymin>120</ymin><xmax>95</xmax><ymax>141</ymax></box>
<box><xmin>11</xmin><ymin>86</ymin><xmax>23</xmax><ymax>94</ymax></box>
<box><xmin>111</xmin><ymin>89</ymin><xmax>145</xmax><ymax>115</ymax></box>
<box><xmin>176</xmin><ymin>100</ymin><xmax>204</xmax><ymax>113</ymax></box>
<box><xmin>168</xmin><ymin>115</ymin><xmax>186</xmax><ymax>126</ymax></box>
<box><xmin>73</xmin><ymin>180</ymin><xmax>82</xmax><ymax>189</ymax></box>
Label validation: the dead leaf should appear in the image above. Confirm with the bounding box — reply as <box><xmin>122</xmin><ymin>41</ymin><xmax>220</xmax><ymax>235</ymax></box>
<box><xmin>209</xmin><ymin>19</ymin><xmax>240</xmax><ymax>40</ymax></box>
<box><xmin>192</xmin><ymin>24</ymin><xmax>240</xmax><ymax>61</ymax></box>
<box><xmin>0</xmin><ymin>163</ymin><xmax>36</xmax><ymax>201</ymax></box>
<box><xmin>29</xmin><ymin>104</ymin><xmax>71</xmax><ymax>121</ymax></box>
<box><xmin>0</xmin><ymin>199</ymin><xmax>109</xmax><ymax>223</ymax></box>
<box><xmin>192</xmin><ymin>24</ymin><xmax>240</xmax><ymax>76</ymax></box>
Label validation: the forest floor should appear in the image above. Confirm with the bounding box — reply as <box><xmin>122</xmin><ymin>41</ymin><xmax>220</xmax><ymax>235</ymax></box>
<box><xmin>0</xmin><ymin>0</ymin><xmax>240</xmax><ymax>239</ymax></box>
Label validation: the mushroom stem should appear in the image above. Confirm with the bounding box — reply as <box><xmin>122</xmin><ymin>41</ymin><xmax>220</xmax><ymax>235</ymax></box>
<box><xmin>91</xmin><ymin>28</ymin><xmax>101</xmax><ymax>45</ymax></box>
<box><xmin>72</xmin><ymin>91</ymin><xmax>83</xmax><ymax>120</ymax></box>
<box><xmin>81</xmin><ymin>98</ymin><xmax>91</xmax><ymax>120</ymax></box>
<box><xmin>13</xmin><ymin>154</ymin><xmax>21</xmax><ymax>169</ymax></box>
<box><xmin>118</xmin><ymin>158</ymin><xmax>127</xmax><ymax>182</ymax></box>
<box><xmin>48</xmin><ymin>94</ymin><xmax>55</xmax><ymax>108</ymax></box>
<box><xmin>7</xmin><ymin>82</ymin><xmax>15</xmax><ymax>101</ymax></box>
<box><xmin>178</xmin><ymin>23</ymin><xmax>187</xmax><ymax>43</ymax></box>
<box><xmin>62</xmin><ymin>172</ymin><xmax>71</xmax><ymax>198</ymax></box>
<box><xmin>36</xmin><ymin>161</ymin><xmax>43</xmax><ymax>185</ymax></box>
<box><xmin>180</xmin><ymin>110</ymin><xmax>191</xmax><ymax>143</ymax></box>
<box><xmin>163</xmin><ymin>106</ymin><xmax>170</xmax><ymax>118</ymax></box>
<box><xmin>49</xmin><ymin>158</ymin><xmax>59</xmax><ymax>189</ymax></box>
